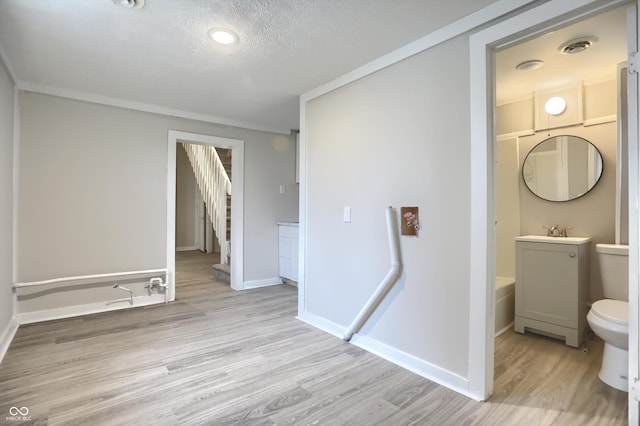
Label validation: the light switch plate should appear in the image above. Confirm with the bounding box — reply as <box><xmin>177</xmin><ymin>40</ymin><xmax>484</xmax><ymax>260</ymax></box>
<box><xmin>344</xmin><ymin>207</ymin><xmax>351</xmax><ymax>223</ymax></box>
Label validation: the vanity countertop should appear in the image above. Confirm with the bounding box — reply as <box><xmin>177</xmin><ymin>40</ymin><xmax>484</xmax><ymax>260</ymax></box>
<box><xmin>516</xmin><ymin>235</ymin><xmax>591</xmax><ymax>244</ymax></box>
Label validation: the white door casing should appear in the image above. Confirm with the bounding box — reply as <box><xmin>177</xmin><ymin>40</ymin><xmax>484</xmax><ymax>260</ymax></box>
<box><xmin>626</xmin><ymin>3</ymin><xmax>640</xmax><ymax>419</ymax></box>
<box><xmin>167</xmin><ymin>130</ymin><xmax>245</xmax><ymax>295</ymax></box>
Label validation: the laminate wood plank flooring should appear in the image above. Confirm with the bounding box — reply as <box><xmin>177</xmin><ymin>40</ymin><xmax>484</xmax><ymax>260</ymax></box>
<box><xmin>0</xmin><ymin>250</ymin><xmax>628</xmax><ymax>425</ymax></box>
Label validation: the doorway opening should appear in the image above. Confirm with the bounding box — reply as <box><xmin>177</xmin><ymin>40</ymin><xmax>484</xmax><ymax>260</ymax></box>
<box><xmin>492</xmin><ymin>3</ymin><xmax>629</xmax><ymax>412</ymax></box>
<box><xmin>469</xmin><ymin>3</ymin><xmax>638</xmax><ymax>418</ymax></box>
<box><xmin>166</xmin><ymin>130</ymin><xmax>245</xmax><ymax>299</ymax></box>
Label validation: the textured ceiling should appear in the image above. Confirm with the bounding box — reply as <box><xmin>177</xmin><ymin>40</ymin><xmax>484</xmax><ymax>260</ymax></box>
<box><xmin>0</xmin><ymin>0</ymin><xmax>499</xmax><ymax>133</ymax></box>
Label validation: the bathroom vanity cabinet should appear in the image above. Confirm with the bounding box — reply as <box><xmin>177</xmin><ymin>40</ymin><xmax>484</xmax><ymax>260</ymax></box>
<box><xmin>514</xmin><ymin>235</ymin><xmax>590</xmax><ymax>347</ymax></box>
<box><xmin>278</xmin><ymin>222</ymin><xmax>299</xmax><ymax>283</ymax></box>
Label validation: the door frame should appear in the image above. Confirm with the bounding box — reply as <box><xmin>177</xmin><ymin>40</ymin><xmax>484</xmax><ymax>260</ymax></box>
<box><xmin>194</xmin><ymin>180</ymin><xmax>206</xmax><ymax>252</ymax></box>
<box><xmin>468</xmin><ymin>1</ymin><xmax>637</xmax><ymax>418</ymax></box>
<box><xmin>167</xmin><ymin>130</ymin><xmax>245</xmax><ymax>295</ymax></box>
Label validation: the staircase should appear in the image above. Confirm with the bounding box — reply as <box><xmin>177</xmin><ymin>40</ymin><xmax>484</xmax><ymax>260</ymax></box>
<box><xmin>183</xmin><ymin>144</ymin><xmax>232</xmax><ymax>271</ymax></box>
<box><xmin>212</xmin><ymin>147</ymin><xmax>232</xmax><ymax>283</ymax></box>
<box><xmin>215</xmin><ymin>148</ymin><xmax>232</xmax><ymax>241</ymax></box>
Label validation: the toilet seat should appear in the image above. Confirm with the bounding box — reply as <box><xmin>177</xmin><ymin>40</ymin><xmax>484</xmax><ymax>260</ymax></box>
<box><xmin>591</xmin><ymin>299</ymin><xmax>628</xmax><ymax>326</ymax></box>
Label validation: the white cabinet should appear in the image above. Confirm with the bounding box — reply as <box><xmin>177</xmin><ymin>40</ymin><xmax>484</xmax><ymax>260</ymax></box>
<box><xmin>515</xmin><ymin>235</ymin><xmax>590</xmax><ymax>347</ymax></box>
<box><xmin>278</xmin><ymin>223</ymin><xmax>299</xmax><ymax>283</ymax></box>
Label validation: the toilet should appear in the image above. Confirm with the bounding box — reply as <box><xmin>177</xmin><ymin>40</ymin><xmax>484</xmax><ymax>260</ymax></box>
<box><xmin>586</xmin><ymin>243</ymin><xmax>629</xmax><ymax>392</ymax></box>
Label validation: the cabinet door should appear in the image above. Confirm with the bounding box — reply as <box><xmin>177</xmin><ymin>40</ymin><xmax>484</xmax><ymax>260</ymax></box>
<box><xmin>288</xmin><ymin>236</ymin><xmax>299</xmax><ymax>281</ymax></box>
<box><xmin>516</xmin><ymin>242</ymin><xmax>579</xmax><ymax>328</ymax></box>
<box><xmin>278</xmin><ymin>225</ymin><xmax>299</xmax><ymax>281</ymax></box>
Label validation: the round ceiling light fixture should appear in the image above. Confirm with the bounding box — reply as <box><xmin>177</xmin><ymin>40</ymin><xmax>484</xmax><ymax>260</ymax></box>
<box><xmin>545</xmin><ymin>96</ymin><xmax>567</xmax><ymax>115</ymax></box>
<box><xmin>558</xmin><ymin>37</ymin><xmax>598</xmax><ymax>55</ymax></box>
<box><xmin>112</xmin><ymin>0</ymin><xmax>146</xmax><ymax>9</ymax></box>
<box><xmin>515</xmin><ymin>59</ymin><xmax>544</xmax><ymax>71</ymax></box>
<box><xmin>208</xmin><ymin>28</ymin><xmax>239</xmax><ymax>45</ymax></box>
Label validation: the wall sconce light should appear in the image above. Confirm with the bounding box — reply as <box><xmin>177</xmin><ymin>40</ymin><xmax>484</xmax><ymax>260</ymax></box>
<box><xmin>544</xmin><ymin>96</ymin><xmax>566</xmax><ymax>115</ymax></box>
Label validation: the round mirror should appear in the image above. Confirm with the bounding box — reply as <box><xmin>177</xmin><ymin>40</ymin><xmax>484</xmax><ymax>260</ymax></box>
<box><xmin>522</xmin><ymin>135</ymin><xmax>603</xmax><ymax>202</ymax></box>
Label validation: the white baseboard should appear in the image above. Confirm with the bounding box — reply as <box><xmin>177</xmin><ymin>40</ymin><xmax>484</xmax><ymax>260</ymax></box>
<box><xmin>242</xmin><ymin>277</ymin><xmax>283</xmax><ymax>290</ymax></box>
<box><xmin>175</xmin><ymin>246</ymin><xmax>198</xmax><ymax>252</ymax></box>
<box><xmin>17</xmin><ymin>294</ymin><xmax>166</xmax><ymax>325</ymax></box>
<box><xmin>495</xmin><ymin>321</ymin><xmax>514</xmax><ymax>338</ymax></box>
<box><xmin>0</xmin><ymin>317</ymin><xmax>19</xmax><ymax>365</ymax></box>
<box><xmin>297</xmin><ymin>310</ymin><xmax>475</xmax><ymax>399</ymax></box>
<box><xmin>296</xmin><ymin>311</ymin><xmax>346</xmax><ymax>339</ymax></box>
<box><xmin>349</xmin><ymin>333</ymin><xmax>474</xmax><ymax>400</ymax></box>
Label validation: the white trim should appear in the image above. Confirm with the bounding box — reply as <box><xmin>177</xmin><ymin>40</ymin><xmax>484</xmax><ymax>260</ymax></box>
<box><xmin>12</xmin><ymin>85</ymin><xmax>19</xmax><ymax>318</ymax></box>
<box><xmin>495</xmin><ymin>321</ymin><xmax>515</xmax><ymax>337</ymax></box>
<box><xmin>16</xmin><ymin>294</ymin><xmax>166</xmax><ymax>325</ymax></box>
<box><xmin>583</xmin><ymin>114</ymin><xmax>617</xmax><ymax>127</ymax></box>
<box><xmin>297</xmin><ymin>305</ymin><xmax>474</xmax><ymax>398</ymax></box>
<box><xmin>167</xmin><ymin>130</ymin><xmax>244</xmax><ymax>294</ymax></box>
<box><xmin>350</xmin><ymin>334</ymin><xmax>474</xmax><ymax>400</ymax></box>
<box><xmin>470</xmin><ymin>0</ymin><xmax>630</xmax><ymax>402</ymax></box>
<box><xmin>13</xmin><ymin>269</ymin><xmax>168</xmax><ymax>289</ymax></box>
<box><xmin>296</xmin><ymin>312</ymin><xmax>346</xmax><ymax>339</ymax></box>
<box><xmin>242</xmin><ymin>277</ymin><xmax>283</xmax><ymax>290</ymax></box>
<box><xmin>496</xmin><ymin>94</ymin><xmax>534</xmax><ymax>107</ymax></box>
<box><xmin>616</xmin><ymin>61</ymin><xmax>628</xmax><ymax>246</ymax></box>
<box><xmin>0</xmin><ymin>317</ymin><xmax>18</xmax><ymax>365</ymax></box>
<box><xmin>583</xmin><ymin>74</ymin><xmax>618</xmax><ymax>86</ymax></box>
<box><xmin>626</xmin><ymin>4</ymin><xmax>640</xmax><ymax>422</ymax></box>
<box><xmin>297</xmin><ymin>96</ymin><xmax>307</xmax><ymax>317</ymax></box>
<box><xmin>299</xmin><ymin>0</ymin><xmax>538</xmax><ymax>104</ymax></box>
<box><xmin>496</xmin><ymin>129</ymin><xmax>535</xmax><ymax>141</ymax></box>
<box><xmin>17</xmin><ymin>81</ymin><xmax>290</xmax><ymax>136</ymax></box>
<box><xmin>175</xmin><ymin>246</ymin><xmax>198</xmax><ymax>252</ymax></box>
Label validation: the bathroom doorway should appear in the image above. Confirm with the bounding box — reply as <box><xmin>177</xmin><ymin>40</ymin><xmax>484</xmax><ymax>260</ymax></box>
<box><xmin>494</xmin><ymin>1</ymin><xmax>636</xmax><ymax>418</ymax></box>
<box><xmin>469</xmin><ymin>1</ymin><xmax>640</xmax><ymax>420</ymax></box>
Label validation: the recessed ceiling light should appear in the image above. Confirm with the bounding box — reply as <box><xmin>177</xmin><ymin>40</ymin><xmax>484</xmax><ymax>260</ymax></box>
<box><xmin>515</xmin><ymin>60</ymin><xmax>544</xmax><ymax>71</ymax></box>
<box><xmin>208</xmin><ymin>28</ymin><xmax>239</xmax><ymax>45</ymax></box>
<box><xmin>112</xmin><ymin>0</ymin><xmax>145</xmax><ymax>9</ymax></box>
<box><xmin>558</xmin><ymin>37</ymin><xmax>598</xmax><ymax>55</ymax></box>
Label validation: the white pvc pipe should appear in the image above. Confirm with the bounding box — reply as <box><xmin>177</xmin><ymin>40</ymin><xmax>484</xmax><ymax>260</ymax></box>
<box><xmin>13</xmin><ymin>269</ymin><xmax>169</xmax><ymax>289</ymax></box>
<box><xmin>343</xmin><ymin>206</ymin><xmax>402</xmax><ymax>341</ymax></box>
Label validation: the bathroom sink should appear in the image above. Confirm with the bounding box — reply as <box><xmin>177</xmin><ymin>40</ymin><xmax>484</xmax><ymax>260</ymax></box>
<box><xmin>516</xmin><ymin>235</ymin><xmax>591</xmax><ymax>244</ymax></box>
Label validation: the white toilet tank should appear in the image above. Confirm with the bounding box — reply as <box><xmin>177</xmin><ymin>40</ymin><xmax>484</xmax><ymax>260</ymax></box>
<box><xmin>596</xmin><ymin>244</ymin><xmax>629</xmax><ymax>301</ymax></box>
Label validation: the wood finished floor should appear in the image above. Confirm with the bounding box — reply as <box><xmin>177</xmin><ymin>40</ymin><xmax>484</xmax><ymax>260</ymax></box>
<box><xmin>0</xmin><ymin>251</ymin><xmax>628</xmax><ymax>425</ymax></box>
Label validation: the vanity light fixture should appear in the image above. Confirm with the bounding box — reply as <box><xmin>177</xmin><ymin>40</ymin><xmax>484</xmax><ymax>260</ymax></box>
<box><xmin>544</xmin><ymin>96</ymin><xmax>567</xmax><ymax>116</ymax></box>
<box><xmin>208</xmin><ymin>28</ymin><xmax>239</xmax><ymax>45</ymax></box>
<box><xmin>515</xmin><ymin>59</ymin><xmax>544</xmax><ymax>71</ymax></box>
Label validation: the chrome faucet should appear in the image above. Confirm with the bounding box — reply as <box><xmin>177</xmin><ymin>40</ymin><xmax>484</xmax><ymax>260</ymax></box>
<box><xmin>543</xmin><ymin>225</ymin><xmax>572</xmax><ymax>237</ymax></box>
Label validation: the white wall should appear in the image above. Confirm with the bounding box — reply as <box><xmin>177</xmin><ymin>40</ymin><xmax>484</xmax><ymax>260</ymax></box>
<box><xmin>304</xmin><ymin>35</ymin><xmax>471</xmax><ymax>378</ymax></box>
<box><xmin>176</xmin><ymin>144</ymin><xmax>197</xmax><ymax>250</ymax></box>
<box><xmin>0</xmin><ymin>55</ymin><xmax>15</xmax><ymax>353</ymax></box>
<box><xmin>17</xmin><ymin>92</ymin><xmax>298</xmax><ymax>313</ymax></box>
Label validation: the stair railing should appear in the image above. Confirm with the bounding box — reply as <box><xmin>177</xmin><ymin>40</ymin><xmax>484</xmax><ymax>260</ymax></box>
<box><xmin>183</xmin><ymin>143</ymin><xmax>232</xmax><ymax>264</ymax></box>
